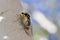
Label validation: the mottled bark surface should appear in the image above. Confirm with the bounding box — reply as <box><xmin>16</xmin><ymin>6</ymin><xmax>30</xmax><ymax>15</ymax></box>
<box><xmin>0</xmin><ymin>0</ymin><xmax>33</xmax><ymax>40</ymax></box>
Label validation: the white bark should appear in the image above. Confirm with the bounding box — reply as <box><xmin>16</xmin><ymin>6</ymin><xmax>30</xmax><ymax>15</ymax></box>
<box><xmin>0</xmin><ymin>0</ymin><xmax>33</xmax><ymax>40</ymax></box>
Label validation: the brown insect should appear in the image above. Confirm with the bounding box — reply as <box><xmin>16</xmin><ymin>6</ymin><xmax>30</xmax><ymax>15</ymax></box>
<box><xmin>20</xmin><ymin>12</ymin><xmax>32</xmax><ymax>36</ymax></box>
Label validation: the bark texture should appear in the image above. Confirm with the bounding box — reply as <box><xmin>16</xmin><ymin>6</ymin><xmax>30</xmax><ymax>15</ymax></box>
<box><xmin>0</xmin><ymin>0</ymin><xmax>33</xmax><ymax>40</ymax></box>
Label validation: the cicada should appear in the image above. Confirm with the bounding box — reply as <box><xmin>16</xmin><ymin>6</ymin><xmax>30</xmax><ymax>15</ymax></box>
<box><xmin>20</xmin><ymin>12</ymin><xmax>32</xmax><ymax>36</ymax></box>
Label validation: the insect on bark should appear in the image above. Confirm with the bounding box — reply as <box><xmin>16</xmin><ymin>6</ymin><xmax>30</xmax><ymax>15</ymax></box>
<box><xmin>20</xmin><ymin>12</ymin><xmax>32</xmax><ymax>36</ymax></box>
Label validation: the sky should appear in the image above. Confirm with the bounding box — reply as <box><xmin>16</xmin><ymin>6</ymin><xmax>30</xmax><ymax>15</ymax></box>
<box><xmin>21</xmin><ymin>0</ymin><xmax>58</xmax><ymax>14</ymax></box>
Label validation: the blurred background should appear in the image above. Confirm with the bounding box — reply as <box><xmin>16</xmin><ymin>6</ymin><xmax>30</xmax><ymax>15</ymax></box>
<box><xmin>20</xmin><ymin>0</ymin><xmax>60</xmax><ymax>40</ymax></box>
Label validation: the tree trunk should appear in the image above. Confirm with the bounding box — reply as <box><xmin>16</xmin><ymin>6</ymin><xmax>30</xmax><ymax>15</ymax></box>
<box><xmin>0</xmin><ymin>0</ymin><xmax>33</xmax><ymax>40</ymax></box>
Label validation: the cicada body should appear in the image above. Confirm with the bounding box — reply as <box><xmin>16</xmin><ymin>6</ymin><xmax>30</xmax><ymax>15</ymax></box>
<box><xmin>20</xmin><ymin>12</ymin><xmax>32</xmax><ymax>36</ymax></box>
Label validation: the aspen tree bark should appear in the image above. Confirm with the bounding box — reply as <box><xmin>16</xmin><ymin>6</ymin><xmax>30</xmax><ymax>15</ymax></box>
<box><xmin>0</xmin><ymin>0</ymin><xmax>33</xmax><ymax>40</ymax></box>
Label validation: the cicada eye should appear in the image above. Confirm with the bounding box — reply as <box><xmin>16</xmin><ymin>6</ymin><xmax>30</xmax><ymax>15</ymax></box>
<box><xmin>25</xmin><ymin>13</ymin><xmax>30</xmax><ymax>17</ymax></box>
<box><xmin>22</xmin><ymin>12</ymin><xmax>24</xmax><ymax>14</ymax></box>
<box><xmin>28</xmin><ymin>14</ymin><xmax>30</xmax><ymax>17</ymax></box>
